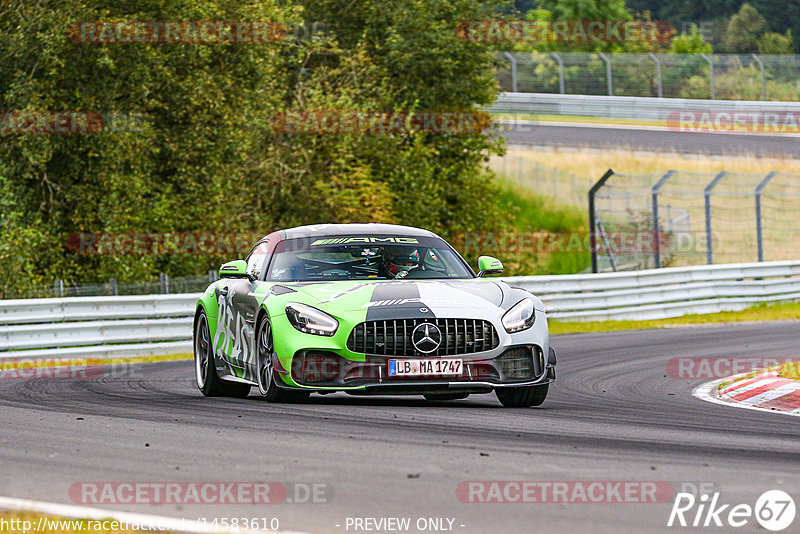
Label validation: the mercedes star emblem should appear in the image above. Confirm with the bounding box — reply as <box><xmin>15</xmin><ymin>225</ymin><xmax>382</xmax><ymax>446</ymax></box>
<box><xmin>411</xmin><ymin>322</ymin><xmax>442</xmax><ymax>354</ymax></box>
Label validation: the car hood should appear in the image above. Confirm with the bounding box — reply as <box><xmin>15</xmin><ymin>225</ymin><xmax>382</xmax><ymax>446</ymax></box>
<box><xmin>283</xmin><ymin>279</ymin><xmax>509</xmax><ymax>316</ymax></box>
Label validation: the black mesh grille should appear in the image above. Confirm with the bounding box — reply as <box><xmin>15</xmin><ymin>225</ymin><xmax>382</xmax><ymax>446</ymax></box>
<box><xmin>347</xmin><ymin>318</ymin><xmax>499</xmax><ymax>356</ymax></box>
<box><xmin>495</xmin><ymin>346</ymin><xmax>544</xmax><ymax>380</ymax></box>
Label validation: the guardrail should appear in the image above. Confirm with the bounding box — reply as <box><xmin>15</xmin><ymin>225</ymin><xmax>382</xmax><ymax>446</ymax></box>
<box><xmin>1</xmin><ymin>260</ymin><xmax>799</xmax><ymax>360</ymax></box>
<box><xmin>0</xmin><ymin>294</ymin><xmax>197</xmax><ymax>360</ymax></box>
<box><xmin>490</xmin><ymin>92</ymin><xmax>800</xmax><ymax>122</ymax></box>
<box><xmin>513</xmin><ymin>260</ymin><xmax>800</xmax><ymax>321</ymax></box>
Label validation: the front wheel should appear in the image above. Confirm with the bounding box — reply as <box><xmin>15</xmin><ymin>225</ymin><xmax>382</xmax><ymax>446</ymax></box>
<box><xmin>194</xmin><ymin>310</ymin><xmax>250</xmax><ymax>398</ymax></box>
<box><xmin>256</xmin><ymin>316</ymin><xmax>309</xmax><ymax>403</ymax></box>
<box><xmin>495</xmin><ymin>384</ymin><xmax>549</xmax><ymax>408</ymax></box>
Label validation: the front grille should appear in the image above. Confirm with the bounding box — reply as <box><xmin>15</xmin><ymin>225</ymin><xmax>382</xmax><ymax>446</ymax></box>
<box><xmin>496</xmin><ymin>346</ymin><xmax>544</xmax><ymax>380</ymax></box>
<box><xmin>347</xmin><ymin>318</ymin><xmax>499</xmax><ymax>356</ymax></box>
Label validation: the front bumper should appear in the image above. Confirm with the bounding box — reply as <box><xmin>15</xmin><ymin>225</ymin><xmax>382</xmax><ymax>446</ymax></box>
<box><xmin>271</xmin><ymin>307</ymin><xmax>553</xmax><ymax>393</ymax></box>
<box><xmin>279</xmin><ymin>345</ymin><xmax>556</xmax><ymax>393</ymax></box>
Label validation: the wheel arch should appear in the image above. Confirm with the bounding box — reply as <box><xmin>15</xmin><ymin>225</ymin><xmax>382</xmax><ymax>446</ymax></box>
<box><xmin>194</xmin><ymin>287</ymin><xmax>220</xmax><ymax>344</ymax></box>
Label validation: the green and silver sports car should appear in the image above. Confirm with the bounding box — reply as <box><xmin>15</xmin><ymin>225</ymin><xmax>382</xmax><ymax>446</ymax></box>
<box><xmin>193</xmin><ymin>224</ymin><xmax>556</xmax><ymax>407</ymax></box>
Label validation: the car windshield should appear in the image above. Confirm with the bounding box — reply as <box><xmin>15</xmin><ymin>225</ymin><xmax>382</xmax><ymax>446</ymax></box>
<box><xmin>267</xmin><ymin>236</ymin><xmax>473</xmax><ymax>281</ymax></box>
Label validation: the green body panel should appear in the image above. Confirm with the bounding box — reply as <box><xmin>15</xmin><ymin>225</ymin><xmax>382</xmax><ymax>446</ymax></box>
<box><xmin>198</xmin><ymin>279</ymin><xmax>377</xmax><ymax>388</ymax></box>
<box><xmin>218</xmin><ymin>259</ymin><xmax>248</xmax><ymax>278</ymax></box>
<box><xmin>478</xmin><ymin>255</ymin><xmax>503</xmax><ymax>275</ymax></box>
<box><xmin>262</xmin><ymin>281</ymin><xmax>373</xmax><ymax>388</ymax></box>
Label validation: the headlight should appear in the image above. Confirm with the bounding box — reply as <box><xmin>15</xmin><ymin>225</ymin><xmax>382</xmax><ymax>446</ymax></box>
<box><xmin>285</xmin><ymin>303</ymin><xmax>339</xmax><ymax>336</ymax></box>
<box><xmin>502</xmin><ymin>298</ymin><xmax>535</xmax><ymax>333</ymax></box>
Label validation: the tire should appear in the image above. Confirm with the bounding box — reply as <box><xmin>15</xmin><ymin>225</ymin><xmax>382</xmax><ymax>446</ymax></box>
<box><xmin>495</xmin><ymin>384</ymin><xmax>549</xmax><ymax>408</ymax></box>
<box><xmin>255</xmin><ymin>315</ymin><xmax>310</xmax><ymax>403</ymax></box>
<box><xmin>194</xmin><ymin>310</ymin><xmax>251</xmax><ymax>398</ymax></box>
<box><xmin>423</xmin><ymin>393</ymin><xmax>470</xmax><ymax>401</ymax></box>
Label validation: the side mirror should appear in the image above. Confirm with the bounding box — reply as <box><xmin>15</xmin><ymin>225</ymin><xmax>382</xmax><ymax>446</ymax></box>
<box><xmin>219</xmin><ymin>260</ymin><xmax>250</xmax><ymax>279</ymax></box>
<box><xmin>477</xmin><ymin>256</ymin><xmax>503</xmax><ymax>277</ymax></box>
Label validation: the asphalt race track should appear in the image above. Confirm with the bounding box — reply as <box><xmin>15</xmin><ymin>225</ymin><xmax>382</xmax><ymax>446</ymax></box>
<box><xmin>1</xmin><ymin>321</ymin><xmax>799</xmax><ymax>533</ymax></box>
<box><xmin>499</xmin><ymin>122</ymin><xmax>800</xmax><ymax>157</ymax></box>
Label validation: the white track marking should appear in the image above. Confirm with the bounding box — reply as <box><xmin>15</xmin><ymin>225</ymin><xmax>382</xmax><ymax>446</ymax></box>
<box><xmin>719</xmin><ymin>376</ymin><xmax>779</xmax><ymax>398</ymax></box>
<box><xmin>738</xmin><ymin>382</ymin><xmax>800</xmax><ymax>406</ymax></box>
<box><xmin>0</xmin><ymin>495</ymin><xmax>309</xmax><ymax>534</ymax></box>
<box><xmin>693</xmin><ymin>376</ymin><xmax>800</xmax><ymax>418</ymax></box>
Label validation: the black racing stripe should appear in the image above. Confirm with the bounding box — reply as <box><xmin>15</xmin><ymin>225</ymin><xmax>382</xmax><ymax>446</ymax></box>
<box><xmin>365</xmin><ymin>281</ymin><xmax>436</xmax><ymax>321</ymax></box>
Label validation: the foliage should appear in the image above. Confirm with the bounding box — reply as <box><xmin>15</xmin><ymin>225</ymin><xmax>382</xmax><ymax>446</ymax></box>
<box><xmin>679</xmin><ymin>67</ymin><xmax>800</xmax><ymax>100</ymax></box>
<box><xmin>0</xmin><ymin>0</ymin><xmax>521</xmax><ymax>292</ymax></box>
<box><xmin>721</xmin><ymin>3</ymin><xmax>768</xmax><ymax>53</ymax></box>
<box><xmin>757</xmin><ymin>30</ymin><xmax>794</xmax><ymax>54</ymax></box>
<box><xmin>670</xmin><ymin>24</ymin><xmax>713</xmax><ymax>53</ymax></box>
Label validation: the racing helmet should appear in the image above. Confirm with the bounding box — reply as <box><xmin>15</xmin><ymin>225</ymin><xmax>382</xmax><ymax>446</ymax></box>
<box><xmin>382</xmin><ymin>247</ymin><xmax>421</xmax><ymax>278</ymax></box>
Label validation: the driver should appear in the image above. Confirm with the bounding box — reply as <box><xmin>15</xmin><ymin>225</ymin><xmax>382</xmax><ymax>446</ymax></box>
<box><xmin>381</xmin><ymin>247</ymin><xmax>421</xmax><ymax>279</ymax></box>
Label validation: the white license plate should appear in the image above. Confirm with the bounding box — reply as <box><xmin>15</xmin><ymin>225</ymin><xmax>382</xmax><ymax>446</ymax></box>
<box><xmin>388</xmin><ymin>358</ymin><xmax>462</xmax><ymax>377</ymax></box>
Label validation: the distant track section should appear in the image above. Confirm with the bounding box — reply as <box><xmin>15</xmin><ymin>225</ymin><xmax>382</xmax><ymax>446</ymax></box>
<box><xmin>497</xmin><ymin>120</ymin><xmax>800</xmax><ymax>157</ymax></box>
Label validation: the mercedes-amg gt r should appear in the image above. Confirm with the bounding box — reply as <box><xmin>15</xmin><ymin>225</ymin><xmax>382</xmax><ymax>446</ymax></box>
<box><xmin>193</xmin><ymin>224</ymin><xmax>556</xmax><ymax>407</ymax></box>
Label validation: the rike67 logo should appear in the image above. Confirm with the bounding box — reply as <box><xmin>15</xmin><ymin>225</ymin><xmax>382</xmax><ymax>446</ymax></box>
<box><xmin>668</xmin><ymin>490</ymin><xmax>795</xmax><ymax>531</ymax></box>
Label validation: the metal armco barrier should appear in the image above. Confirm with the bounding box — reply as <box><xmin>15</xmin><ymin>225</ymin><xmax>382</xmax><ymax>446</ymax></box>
<box><xmin>0</xmin><ymin>294</ymin><xmax>198</xmax><ymax>360</ymax></box>
<box><xmin>1</xmin><ymin>260</ymin><xmax>799</xmax><ymax>360</ymax></box>
<box><xmin>490</xmin><ymin>92</ymin><xmax>800</xmax><ymax>122</ymax></box>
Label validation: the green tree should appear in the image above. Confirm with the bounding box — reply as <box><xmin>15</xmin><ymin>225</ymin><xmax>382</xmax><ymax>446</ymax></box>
<box><xmin>670</xmin><ymin>24</ymin><xmax>714</xmax><ymax>53</ymax></box>
<box><xmin>722</xmin><ymin>3</ymin><xmax>768</xmax><ymax>53</ymax></box>
<box><xmin>757</xmin><ymin>30</ymin><xmax>794</xmax><ymax>54</ymax></box>
<box><xmin>0</xmin><ymin>0</ymin><xmax>511</xmax><ymax>291</ymax></box>
<box><xmin>0</xmin><ymin>0</ymin><xmax>300</xmax><ymax>290</ymax></box>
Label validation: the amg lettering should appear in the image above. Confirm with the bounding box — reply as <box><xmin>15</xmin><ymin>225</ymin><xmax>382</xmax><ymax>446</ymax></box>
<box><xmin>310</xmin><ymin>237</ymin><xmax>420</xmax><ymax>246</ymax></box>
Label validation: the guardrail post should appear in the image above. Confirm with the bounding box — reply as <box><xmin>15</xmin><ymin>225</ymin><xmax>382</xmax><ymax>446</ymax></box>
<box><xmin>502</xmin><ymin>52</ymin><xmax>518</xmax><ymax>92</ymax></box>
<box><xmin>700</xmin><ymin>53</ymin><xmax>715</xmax><ymax>99</ymax></box>
<box><xmin>589</xmin><ymin>169</ymin><xmax>615</xmax><ymax>273</ymax></box>
<box><xmin>751</xmin><ymin>54</ymin><xmax>766</xmax><ymax>101</ymax></box>
<box><xmin>551</xmin><ymin>52</ymin><xmax>565</xmax><ymax>94</ymax></box>
<box><xmin>755</xmin><ymin>171</ymin><xmax>778</xmax><ymax>262</ymax></box>
<box><xmin>704</xmin><ymin>171</ymin><xmax>727</xmax><ymax>264</ymax></box>
<box><xmin>651</xmin><ymin>170</ymin><xmax>677</xmax><ymax>269</ymax></box>
<box><xmin>648</xmin><ymin>53</ymin><xmax>663</xmax><ymax>98</ymax></box>
<box><xmin>598</xmin><ymin>52</ymin><xmax>613</xmax><ymax>96</ymax></box>
<box><xmin>109</xmin><ymin>277</ymin><xmax>118</xmax><ymax>296</ymax></box>
<box><xmin>54</xmin><ymin>279</ymin><xmax>64</xmax><ymax>298</ymax></box>
<box><xmin>159</xmin><ymin>273</ymin><xmax>169</xmax><ymax>294</ymax></box>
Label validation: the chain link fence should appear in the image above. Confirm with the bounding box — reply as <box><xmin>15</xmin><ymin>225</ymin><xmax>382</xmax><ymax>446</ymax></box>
<box><xmin>489</xmin><ymin>148</ymin><xmax>593</xmax><ymax>208</ymax></box>
<box><xmin>589</xmin><ymin>170</ymin><xmax>800</xmax><ymax>272</ymax></box>
<box><xmin>1</xmin><ymin>272</ymin><xmax>218</xmax><ymax>300</ymax></box>
<box><xmin>498</xmin><ymin>52</ymin><xmax>800</xmax><ymax>101</ymax></box>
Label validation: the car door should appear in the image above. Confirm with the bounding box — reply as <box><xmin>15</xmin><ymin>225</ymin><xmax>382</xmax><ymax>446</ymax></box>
<box><xmin>227</xmin><ymin>241</ymin><xmax>271</xmax><ymax>377</ymax></box>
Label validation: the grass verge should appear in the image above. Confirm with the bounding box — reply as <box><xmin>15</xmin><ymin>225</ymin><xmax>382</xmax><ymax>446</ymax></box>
<box><xmin>494</xmin><ymin>182</ymin><xmax>590</xmax><ymax>275</ymax></box>
<box><xmin>0</xmin><ymin>353</ymin><xmax>191</xmax><ymax>368</ymax></box>
<box><xmin>780</xmin><ymin>361</ymin><xmax>800</xmax><ymax>380</ymax></box>
<box><xmin>496</xmin><ymin>147</ymin><xmax>800</xmax><ymax>186</ymax></box>
<box><xmin>493</xmin><ymin>113</ymin><xmax>662</xmax><ymax>128</ymax></box>
<box><xmin>549</xmin><ymin>301</ymin><xmax>800</xmax><ymax>335</ymax></box>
